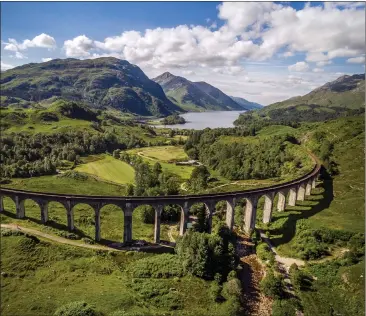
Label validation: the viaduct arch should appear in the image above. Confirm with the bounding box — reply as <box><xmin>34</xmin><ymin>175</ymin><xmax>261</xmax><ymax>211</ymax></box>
<box><xmin>0</xmin><ymin>156</ymin><xmax>321</xmax><ymax>245</ymax></box>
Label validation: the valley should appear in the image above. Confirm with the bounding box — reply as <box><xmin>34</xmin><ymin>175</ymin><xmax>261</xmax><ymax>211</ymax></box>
<box><xmin>1</xmin><ymin>56</ymin><xmax>364</xmax><ymax>316</ymax></box>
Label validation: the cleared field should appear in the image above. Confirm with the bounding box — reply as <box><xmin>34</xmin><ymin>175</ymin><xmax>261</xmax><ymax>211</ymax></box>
<box><xmin>127</xmin><ymin>145</ymin><xmax>188</xmax><ymax>161</ymax></box>
<box><xmin>126</xmin><ymin>146</ymin><xmax>194</xmax><ymax>180</ymax></box>
<box><xmin>75</xmin><ymin>154</ymin><xmax>135</xmax><ymax>185</ymax></box>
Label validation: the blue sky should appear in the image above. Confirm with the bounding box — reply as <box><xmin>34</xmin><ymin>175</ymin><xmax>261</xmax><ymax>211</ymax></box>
<box><xmin>1</xmin><ymin>2</ymin><xmax>365</xmax><ymax>105</ymax></box>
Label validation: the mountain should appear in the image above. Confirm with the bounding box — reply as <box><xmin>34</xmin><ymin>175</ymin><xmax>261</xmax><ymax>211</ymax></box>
<box><xmin>230</xmin><ymin>96</ymin><xmax>263</xmax><ymax>110</ymax></box>
<box><xmin>234</xmin><ymin>74</ymin><xmax>365</xmax><ymax>125</ymax></box>
<box><xmin>0</xmin><ymin>57</ymin><xmax>181</xmax><ymax>117</ymax></box>
<box><xmin>152</xmin><ymin>72</ymin><xmax>244</xmax><ymax>111</ymax></box>
<box><xmin>268</xmin><ymin>74</ymin><xmax>365</xmax><ymax>111</ymax></box>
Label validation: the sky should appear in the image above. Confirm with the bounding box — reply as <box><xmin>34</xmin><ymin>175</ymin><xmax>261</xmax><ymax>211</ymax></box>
<box><xmin>1</xmin><ymin>1</ymin><xmax>365</xmax><ymax>105</ymax></box>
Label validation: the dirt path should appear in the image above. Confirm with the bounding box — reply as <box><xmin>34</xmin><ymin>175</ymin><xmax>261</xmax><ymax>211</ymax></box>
<box><xmin>167</xmin><ymin>225</ymin><xmax>176</xmax><ymax>243</ymax></box>
<box><xmin>258</xmin><ymin>230</ymin><xmax>305</xmax><ymax>269</ymax></box>
<box><xmin>137</xmin><ymin>152</ymin><xmax>156</xmax><ymax>161</ymax></box>
<box><xmin>1</xmin><ymin>223</ymin><xmax>116</xmax><ymax>251</ymax></box>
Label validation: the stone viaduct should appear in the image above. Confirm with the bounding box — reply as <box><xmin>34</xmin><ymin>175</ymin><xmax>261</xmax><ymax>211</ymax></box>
<box><xmin>0</xmin><ymin>158</ymin><xmax>321</xmax><ymax>245</ymax></box>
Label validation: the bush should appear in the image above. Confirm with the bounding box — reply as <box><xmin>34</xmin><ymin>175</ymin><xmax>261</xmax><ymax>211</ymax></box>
<box><xmin>54</xmin><ymin>301</ymin><xmax>100</xmax><ymax>316</ymax></box>
<box><xmin>128</xmin><ymin>254</ymin><xmax>184</xmax><ymax>278</ymax></box>
<box><xmin>222</xmin><ymin>278</ymin><xmax>242</xmax><ymax>300</ymax></box>
<box><xmin>257</xmin><ymin>242</ymin><xmax>275</xmax><ymax>265</ymax></box>
<box><xmin>272</xmin><ymin>298</ymin><xmax>301</xmax><ymax>316</ymax></box>
<box><xmin>260</xmin><ymin>271</ymin><xmax>285</xmax><ymax>299</ymax></box>
<box><xmin>209</xmin><ymin>281</ymin><xmax>222</xmax><ymax>302</ymax></box>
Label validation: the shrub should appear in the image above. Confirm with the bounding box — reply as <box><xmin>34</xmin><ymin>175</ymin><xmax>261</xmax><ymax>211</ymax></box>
<box><xmin>128</xmin><ymin>254</ymin><xmax>183</xmax><ymax>278</ymax></box>
<box><xmin>222</xmin><ymin>278</ymin><xmax>242</xmax><ymax>300</ymax></box>
<box><xmin>260</xmin><ymin>271</ymin><xmax>285</xmax><ymax>299</ymax></box>
<box><xmin>272</xmin><ymin>298</ymin><xmax>301</xmax><ymax>316</ymax></box>
<box><xmin>54</xmin><ymin>301</ymin><xmax>99</xmax><ymax>316</ymax></box>
<box><xmin>209</xmin><ymin>281</ymin><xmax>222</xmax><ymax>302</ymax></box>
<box><xmin>257</xmin><ymin>242</ymin><xmax>275</xmax><ymax>265</ymax></box>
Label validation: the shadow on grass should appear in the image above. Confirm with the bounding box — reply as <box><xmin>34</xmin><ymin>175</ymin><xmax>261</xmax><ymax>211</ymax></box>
<box><xmin>269</xmin><ymin>167</ymin><xmax>334</xmax><ymax>248</ymax></box>
<box><xmin>0</xmin><ymin>209</ymin><xmax>91</xmax><ymax>239</ymax></box>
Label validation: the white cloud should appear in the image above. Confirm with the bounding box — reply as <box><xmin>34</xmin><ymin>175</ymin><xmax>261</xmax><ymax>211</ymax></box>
<box><xmin>182</xmin><ymin>70</ymin><xmax>195</xmax><ymax>76</ymax></box>
<box><xmin>63</xmin><ymin>35</ymin><xmax>95</xmax><ymax>57</ymax></box>
<box><xmin>42</xmin><ymin>58</ymin><xmax>53</xmax><ymax>62</ymax></box>
<box><xmin>347</xmin><ymin>56</ymin><xmax>365</xmax><ymax>64</ymax></box>
<box><xmin>58</xmin><ymin>2</ymin><xmax>364</xmax><ymax>74</ymax></box>
<box><xmin>316</xmin><ymin>61</ymin><xmax>332</xmax><ymax>67</ymax></box>
<box><xmin>283</xmin><ymin>51</ymin><xmax>294</xmax><ymax>57</ymax></box>
<box><xmin>1</xmin><ymin>62</ymin><xmax>14</xmax><ymax>71</ymax></box>
<box><xmin>312</xmin><ymin>68</ymin><xmax>324</xmax><ymax>73</ymax></box>
<box><xmin>288</xmin><ymin>61</ymin><xmax>309</xmax><ymax>72</ymax></box>
<box><xmin>10</xmin><ymin>51</ymin><xmax>27</xmax><ymax>59</ymax></box>
<box><xmin>3</xmin><ymin>33</ymin><xmax>56</xmax><ymax>52</ymax></box>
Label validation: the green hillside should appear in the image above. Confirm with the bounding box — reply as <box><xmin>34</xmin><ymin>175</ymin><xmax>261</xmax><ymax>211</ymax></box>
<box><xmin>1</xmin><ymin>57</ymin><xmax>181</xmax><ymax>117</ymax></box>
<box><xmin>235</xmin><ymin>74</ymin><xmax>365</xmax><ymax>126</ymax></box>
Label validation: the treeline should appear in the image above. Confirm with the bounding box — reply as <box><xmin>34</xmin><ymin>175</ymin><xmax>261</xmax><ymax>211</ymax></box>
<box><xmin>117</xmin><ymin>151</ymin><xmax>181</xmax><ymax>197</ymax></box>
<box><xmin>0</xmin><ymin>130</ymin><xmax>146</xmax><ymax>179</ymax></box>
<box><xmin>161</xmin><ymin>114</ymin><xmax>186</xmax><ymax>125</ymax></box>
<box><xmin>184</xmin><ymin>129</ymin><xmax>300</xmax><ymax>180</ymax></box>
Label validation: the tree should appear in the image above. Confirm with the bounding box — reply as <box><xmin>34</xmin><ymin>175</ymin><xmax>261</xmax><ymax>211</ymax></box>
<box><xmin>188</xmin><ymin>165</ymin><xmax>210</xmax><ymax>192</ymax></box>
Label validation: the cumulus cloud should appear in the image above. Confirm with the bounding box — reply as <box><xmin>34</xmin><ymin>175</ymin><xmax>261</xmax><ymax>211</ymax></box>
<box><xmin>347</xmin><ymin>56</ymin><xmax>365</xmax><ymax>64</ymax></box>
<box><xmin>10</xmin><ymin>51</ymin><xmax>27</xmax><ymax>59</ymax></box>
<box><xmin>1</xmin><ymin>62</ymin><xmax>14</xmax><ymax>71</ymax></box>
<box><xmin>3</xmin><ymin>33</ymin><xmax>56</xmax><ymax>51</ymax></box>
<box><xmin>57</xmin><ymin>2</ymin><xmax>364</xmax><ymax>75</ymax></box>
<box><xmin>312</xmin><ymin>68</ymin><xmax>324</xmax><ymax>73</ymax></box>
<box><xmin>288</xmin><ymin>61</ymin><xmax>309</xmax><ymax>72</ymax></box>
<box><xmin>64</xmin><ymin>35</ymin><xmax>95</xmax><ymax>57</ymax></box>
<box><xmin>42</xmin><ymin>57</ymin><xmax>53</xmax><ymax>62</ymax></box>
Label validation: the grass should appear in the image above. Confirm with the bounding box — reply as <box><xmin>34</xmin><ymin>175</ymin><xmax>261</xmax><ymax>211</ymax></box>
<box><xmin>1</xmin><ymin>233</ymin><xmax>222</xmax><ymax>316</ymax></box>
<box><xmin>75</xmin><ymin>154</ymin><xmax>135</xmax><ymax>185</ymax></box>
<box><xmin>126</xmin><ymin>146</ymin><xmax>194</xmax><ymax>180</ymax></box>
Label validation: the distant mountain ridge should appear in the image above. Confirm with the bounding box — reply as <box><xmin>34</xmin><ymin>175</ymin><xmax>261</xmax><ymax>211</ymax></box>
<box><xmin>230</xmin><ymin>96</ymin><xmax>263</xmax><ymax>110</ymax></box>
<box><xmin>1</xmin><ymin>57</ymin><xmax>181</xmax><ymax>117</ymax></box>
<box><xmin>234</xmin><ymin>73</ymin><xmax>365</xmax><ymax>126</ymax></box>
<box><xmin>153</xmin><ymin>72</ymin><xmax>261</xmax><ymax>112</ymax></box>
<box><xmin>267</xmin><ymin>74</ymin><xmax>365</xmax><ymax>111</ymax></box>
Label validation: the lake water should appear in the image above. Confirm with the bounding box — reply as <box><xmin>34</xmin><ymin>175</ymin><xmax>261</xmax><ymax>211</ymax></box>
<box><xmin>155</xmin><ymin>111</ymin><xmax>246</xmax><ymax>130</ymax></box>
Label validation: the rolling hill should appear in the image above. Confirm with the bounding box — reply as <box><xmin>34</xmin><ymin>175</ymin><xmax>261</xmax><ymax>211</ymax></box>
<box><xmin>0</xmin><ymin>57</ymin><xmax>181</xmax><ymax>117</ymax></box>
<box><xmin>268</xmin><ymin>74</ymin><xmax>365</xmax><ymax>110</ymax></box>
<box><xmin>153</xmin><ymin>72</ymin><xmax>252</xmax><ymax>111</ymax></box>
<box><xmin>235</xmin><ymin>74</ymin><xmax>365</xmax><ymax>125</ymax></box>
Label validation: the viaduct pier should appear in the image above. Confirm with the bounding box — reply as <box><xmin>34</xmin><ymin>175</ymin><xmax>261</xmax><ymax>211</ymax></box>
<box><xmin>0</xmin><ymin>159</ymin><xmax>321</xmax><ymax>245</ymax></box>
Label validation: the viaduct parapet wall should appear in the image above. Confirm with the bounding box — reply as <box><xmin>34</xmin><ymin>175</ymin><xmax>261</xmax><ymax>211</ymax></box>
<box><xmin>0</xmin><ymin>155</ymin><xmax>321</xmax><ymax>244</ymax></box>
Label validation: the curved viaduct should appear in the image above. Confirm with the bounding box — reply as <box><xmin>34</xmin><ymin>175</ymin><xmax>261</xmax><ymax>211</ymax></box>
<box><xmin>0</xmin><ymin>158</ymin><xmax>321</xmax><ymax>245</ymax></box>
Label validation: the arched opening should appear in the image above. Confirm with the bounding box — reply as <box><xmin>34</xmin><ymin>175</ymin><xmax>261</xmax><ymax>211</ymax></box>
<box><xmin>234</xmin><ymin>198</ymin><xmax>246</xmax><ymax>232</ymax></box>
<box><xmin>72</xmin><ymin>203</ymin><xmax>95</xmax><ymax>240</ymax></box>
<box><xmin>46</xmin><ymin>201</ymin><xmax>68</xmax><ymax>231</ymax></box>
<box><xmin>99</xmin><ymin>204</ymin><xmax>124</xmax><ymax>247</ymax></box>
<box><xmin>132</xmin><ymin>204</ymin><xmax>155</xmax><ymax>243</ymax></box>
<box><xmin>0</xmin><ymin>196</ymin><xmax>17</xmax><ymax>219</ymax></box>
<box><xmin>189</xmin><ymin>202</ymin><xmax>210</xmax><ymax>233</ymax></box>
<box><xmin>212</xmin><ymin>200</ymin><xmax>233</xmax><ymax>233</ymax></box>
<box><xmin>22</xmin><ymin>198</ymin><xmax>42</xmax><ymax>223</ymax></box>
<box><xmin>159</xmin><ymin>204</ymin><xmax>182</xmax><ymax>243</ymax></box>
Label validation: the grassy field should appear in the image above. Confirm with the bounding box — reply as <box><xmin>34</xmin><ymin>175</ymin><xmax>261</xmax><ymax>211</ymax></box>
<box><xmin>75</xmin><ymin>154</ymin><xmax>135</xmax><ymax>185</ymax></box>
<box><xmin>126</xmin><ymin>146</ymin><xmax>195</xmax><ymax>180</ymax></box>
<box><xmin>1</xmin><ymin>232</ymin><xmax>222</xmax><ymax>316</ymax></box>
